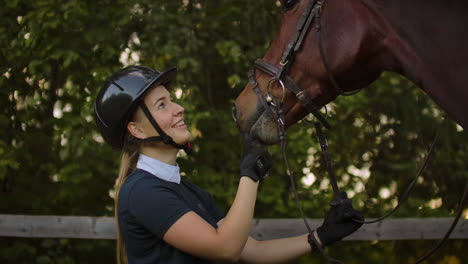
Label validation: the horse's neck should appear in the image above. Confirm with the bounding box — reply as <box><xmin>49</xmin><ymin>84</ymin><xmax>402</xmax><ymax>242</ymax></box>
<box><xmin>369</xmin><ymin>0</ymin><xmax>468</xmax><ymax>128</ymax></box>
<box><xmin>371</xmin><ymin>0</ymin><xmax>466</xmax><ymax>77</ymax></box>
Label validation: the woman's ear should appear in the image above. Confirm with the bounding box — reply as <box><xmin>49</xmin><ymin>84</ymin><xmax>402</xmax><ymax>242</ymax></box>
<box><xmin>127</xmin><ymin>121</ymin><xmax>146</xmax><ymax>139</ymax></box>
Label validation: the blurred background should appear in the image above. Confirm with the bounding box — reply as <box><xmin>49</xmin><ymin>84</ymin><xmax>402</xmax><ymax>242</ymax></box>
<box><xmin>0</xmin><ymin>0</ymin><xmax>466</xmax><ymax>263</ymax></box>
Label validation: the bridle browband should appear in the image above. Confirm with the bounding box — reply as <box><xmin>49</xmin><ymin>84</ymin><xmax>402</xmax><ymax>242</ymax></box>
<box><xmin>248</xmin><ymin>0</ymin><xmax>467</xmax><ymax>263</ymax></box>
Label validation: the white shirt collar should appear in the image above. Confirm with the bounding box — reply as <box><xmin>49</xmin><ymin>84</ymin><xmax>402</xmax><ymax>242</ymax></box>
<box><xmin>136</xmin><ymin>154</ymin><xmax>181</xmax><ymax>184</ymax></box>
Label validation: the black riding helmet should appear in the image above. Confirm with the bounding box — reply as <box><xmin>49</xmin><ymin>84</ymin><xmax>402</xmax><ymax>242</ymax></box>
<box><xmin>94</xmin><ymin>65</ymin><xmax>191</xmax><ymax>153</ymax></box>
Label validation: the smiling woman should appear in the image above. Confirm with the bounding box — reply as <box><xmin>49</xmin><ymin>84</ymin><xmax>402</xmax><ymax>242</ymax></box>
<box><xmin>93</xmin><ymin>65</ymin><xmax>274</xmax><ymax>264</ymax></box>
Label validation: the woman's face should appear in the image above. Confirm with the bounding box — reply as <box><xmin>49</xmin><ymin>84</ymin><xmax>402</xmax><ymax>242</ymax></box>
<box><xmin>130</xmin><ymin>85</ymin><xmax>191</xmax><ymax>146</ymax></box>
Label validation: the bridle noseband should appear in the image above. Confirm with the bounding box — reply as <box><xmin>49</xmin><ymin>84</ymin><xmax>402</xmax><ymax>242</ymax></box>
<box><xmin>247</xmin><ymin>0</ymin><xmax>467</xmax><ymax>263</ymax></box>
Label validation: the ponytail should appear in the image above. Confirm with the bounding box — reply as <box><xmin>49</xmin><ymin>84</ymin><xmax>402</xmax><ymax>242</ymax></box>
<box><xmin>115</xmin><ymin>134</ymin><xmax>140</xmax><ymax>264</ymax></box>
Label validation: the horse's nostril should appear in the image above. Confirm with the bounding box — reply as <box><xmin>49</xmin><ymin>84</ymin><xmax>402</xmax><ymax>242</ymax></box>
<box><xmin>231</xmin><ymin>103</ymin><xmax>238</xmax><ymax>122</ymax></box>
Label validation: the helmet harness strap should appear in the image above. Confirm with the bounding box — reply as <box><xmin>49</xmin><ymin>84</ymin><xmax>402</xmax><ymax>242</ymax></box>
<box><xmin>138</xmin><ymin>102</ymin><xmax>191</xmax><ymax>154</ymax></box>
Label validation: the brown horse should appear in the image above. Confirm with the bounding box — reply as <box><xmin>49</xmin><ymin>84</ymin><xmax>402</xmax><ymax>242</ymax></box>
<box><xmin>234</xmin><ymin>0</ymin><xmax>468</xmax><ymax>144</ymax></box>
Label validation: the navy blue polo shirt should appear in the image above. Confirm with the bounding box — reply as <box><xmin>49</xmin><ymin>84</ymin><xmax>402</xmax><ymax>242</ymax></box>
<box><xmin>118</xmin><ymin>155</ymin><xmax>224</xmax><ymax>264</ymax></box>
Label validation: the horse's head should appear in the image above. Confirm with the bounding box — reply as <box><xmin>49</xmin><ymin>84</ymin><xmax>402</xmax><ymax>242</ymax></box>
<box><xmin>234</xmin><ymin>0</ymin><xmax>387</xmax><ymax>144</ymax></box>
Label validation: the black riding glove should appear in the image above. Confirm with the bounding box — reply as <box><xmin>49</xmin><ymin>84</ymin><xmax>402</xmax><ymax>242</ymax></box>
<box><xmin>312</xmin><ymin>192</ymin><xmax>364</xmax><ymax>248</ymax></box>
<box><xmin>239</xmin><ymin>134</ymin><xmax>272</xmax><ymax>182</ymax></box>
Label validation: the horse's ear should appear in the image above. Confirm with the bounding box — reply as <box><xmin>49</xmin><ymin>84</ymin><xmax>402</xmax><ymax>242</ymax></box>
<box><xmin>280</xmin><ymin>0</ymin><xmax>299</xmax><ymax>12</ymax></box>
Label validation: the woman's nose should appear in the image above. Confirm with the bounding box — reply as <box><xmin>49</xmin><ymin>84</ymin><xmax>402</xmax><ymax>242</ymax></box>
<box><xmin>174</xmin><ymin>102</ymin><xmax>184</xmax><ymax>115</ymax></box>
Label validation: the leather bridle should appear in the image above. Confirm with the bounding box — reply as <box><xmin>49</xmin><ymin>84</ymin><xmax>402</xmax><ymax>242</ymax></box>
<box><xmin>247</xmin><ymin>0</ymin><xmax>468</xmax><ymax>263</ymax></box>
<box><xmin>248</xmin><ymin>0</ymin><xmax>361</xmax><ymax>132</ymax></box>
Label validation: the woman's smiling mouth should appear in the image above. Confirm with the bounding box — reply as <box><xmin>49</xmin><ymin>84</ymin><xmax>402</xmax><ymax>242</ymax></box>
<box><xmin>172</xmin><ymin>120</ymin><xmax>186</xmax><ymax>128</ymax></box>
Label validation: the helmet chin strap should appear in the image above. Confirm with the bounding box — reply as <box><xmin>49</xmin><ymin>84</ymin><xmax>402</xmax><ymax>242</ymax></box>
<box><xmin>138</xmin><ymin>102</ymin><xmax>192</xmax><ymax>154</ymax></box>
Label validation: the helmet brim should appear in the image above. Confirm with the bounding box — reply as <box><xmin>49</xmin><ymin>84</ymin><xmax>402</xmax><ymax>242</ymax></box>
<box><xmin>137</xmin><ymin>67</ymin><xmax>178</xmax><ymax>100</ymax></box>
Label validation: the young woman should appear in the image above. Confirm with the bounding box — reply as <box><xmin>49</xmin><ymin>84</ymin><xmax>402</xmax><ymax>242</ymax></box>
<box><xmin>94</xmin><ymin>66</ymin><xmax>363</xmax><ymax>264</ymax></box>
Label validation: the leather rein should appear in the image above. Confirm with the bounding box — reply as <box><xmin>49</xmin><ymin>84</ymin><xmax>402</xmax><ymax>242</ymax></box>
<box><xmin>247</xmin><ymin>0</ymin><xmax>468</xmax><ymax>263</ymax></box>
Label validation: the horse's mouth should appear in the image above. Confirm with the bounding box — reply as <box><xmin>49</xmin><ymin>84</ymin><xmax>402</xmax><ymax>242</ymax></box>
<box><xmin>250</xmin><ymin>111</ymin><xmax>280</xmax><ymax>145</ymax></box>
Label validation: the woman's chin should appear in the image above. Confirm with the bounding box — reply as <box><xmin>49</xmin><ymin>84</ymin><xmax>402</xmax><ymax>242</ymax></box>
<box><xmin>176</xmin><ymin>132</ymin><xmax>192</xmax><ymax>145</ymax></box>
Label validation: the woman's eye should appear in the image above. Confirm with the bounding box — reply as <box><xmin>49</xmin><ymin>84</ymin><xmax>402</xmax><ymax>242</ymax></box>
<box><xmin>158</xmin><ymin>103</ymin><xmax>166</xmax><ymax>109</ymax></box>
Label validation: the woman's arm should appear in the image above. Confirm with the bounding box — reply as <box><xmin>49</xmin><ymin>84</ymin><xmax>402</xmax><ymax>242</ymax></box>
<box><xmin>163</xmin><ymin>177</ymin><xmax>259</xmax><ymax>262</ymax></box>
<box><xmin>164</xmin><ymin>135</ymin><xmax>271</xmax><ymax>262</ymax></box>
<box><xmin>239</xmin><ymin>193</ymin><xmax>364</xmax><ymax>263</ymax></box>
<box><xmin>239</xmin><ymin>235</ymin><xmax>311</xmax><ymax>264</ymax></box>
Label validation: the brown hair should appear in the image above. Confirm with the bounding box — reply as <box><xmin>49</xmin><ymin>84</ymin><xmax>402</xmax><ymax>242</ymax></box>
<box><xmin>115</xmin><ymin>134</ymin><xmax>141</xmax><ymax>264</ymax></box>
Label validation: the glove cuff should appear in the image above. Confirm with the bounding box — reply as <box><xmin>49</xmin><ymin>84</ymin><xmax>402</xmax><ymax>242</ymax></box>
<box><xmin>240</xmin><ymin>174</ymin><xmax>260</xmax><ymax>182</ymax></box>
<box><xmin>316</xmin><ymin>226</ymin><xmax>333</xmax><ymax>247</ymax></box>
<box><xmin>240</xmin><ymin>154</ymin><xmax>271</xmax><ymax>182</ymax></box>
<box><xmin>307</xmin><ymin>230</ymin><xmax>324</xmax><ymax>253</ymax></box>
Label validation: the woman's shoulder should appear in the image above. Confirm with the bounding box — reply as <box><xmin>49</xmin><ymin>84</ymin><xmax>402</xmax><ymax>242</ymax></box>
<box><xmin>121</xmin><ymin>169</ymin><xmax>172</xmax><ymax>194</ymax></box>
<box><xmin>181</xmin><ymin>180</ymin><xmax>212</xmax><ymax>200</ymax></box>
<box><xmin>118</xmin><ymin>169</ymin><xmax>182</xmax><ymax>210</ymax></box>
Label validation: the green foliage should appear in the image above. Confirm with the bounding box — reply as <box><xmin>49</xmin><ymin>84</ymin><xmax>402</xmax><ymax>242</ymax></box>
<box><xmin>0</xmin><ymin>0</ymin><xmax>466</xmax><ymax>263</ymax></box>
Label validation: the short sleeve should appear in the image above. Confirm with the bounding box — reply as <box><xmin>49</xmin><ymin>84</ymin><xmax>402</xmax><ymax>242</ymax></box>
<box><xmin>182</xmin><ymin>180</ymin><xmax>225</xmax><ymax>223</ymax></box>
<box><xmin>128</xmin><ymin>179</ymin><xmax>191</xmax><ymax>239</ymax></box>
<box><xmin>205</xmin><ymin>192</ymin><xmax>225</xmax><ymax>223</ymax></box>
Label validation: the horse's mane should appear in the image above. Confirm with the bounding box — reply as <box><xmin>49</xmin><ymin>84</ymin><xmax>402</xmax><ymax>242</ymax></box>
<box><xmin>365</xmin><ymin>0</ymin><xmax>468</xmax><ymax>20</ymax></box>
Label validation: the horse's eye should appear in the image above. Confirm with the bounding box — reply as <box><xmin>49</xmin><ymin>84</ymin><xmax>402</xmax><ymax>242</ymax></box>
<box><xmin>281</xmin><ymin>0</ymin><xmax>299</xmax><ymax>11</ymax></box>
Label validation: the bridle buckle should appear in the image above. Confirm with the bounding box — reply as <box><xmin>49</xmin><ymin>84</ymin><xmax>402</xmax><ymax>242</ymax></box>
<box><xmin>266</xmin><ymin>78</ymin><xmax>286</xmax><ymax>105</ymax></box>
<box><xmin>279</xmin><ymin>60</ymin><xmax>289</xmax><ymax>67</ymax></box>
